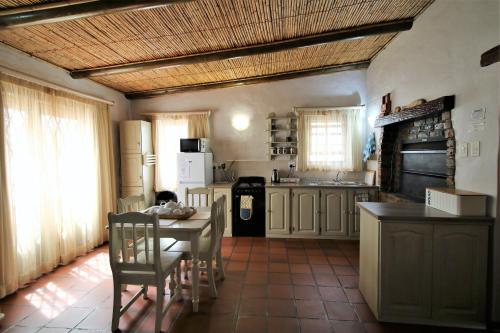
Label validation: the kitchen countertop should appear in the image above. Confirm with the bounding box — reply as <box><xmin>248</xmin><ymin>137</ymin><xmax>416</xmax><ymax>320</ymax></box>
<box><xmin>209</xmin><ymin>181</ymin><xmax>378</xmax><ymax>189</ymax></box>
<box><xmin>208</xmin><ymin>182</ymin><xmax>234</xmax><ymax>189</ymax></box>
<box><xmin>358</xmin><ymin>202</ymin><xmax>494</xmax><ymax>223</ymax></box>
<box><xmin>207</xmin><ymin>180</ymin><xmax>378</xmax><ymax>189</ymax></box>
<box><xmin>265</xmin><ymin>181</ymin><xmax>378</xmax><ymax>189</ymax></box>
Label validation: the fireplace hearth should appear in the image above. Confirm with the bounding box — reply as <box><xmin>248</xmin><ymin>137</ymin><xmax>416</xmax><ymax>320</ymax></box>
<box><xmin>375</xmin><ymin>96</ymin><xmax>455</xmax><ymax>203</ymax></box>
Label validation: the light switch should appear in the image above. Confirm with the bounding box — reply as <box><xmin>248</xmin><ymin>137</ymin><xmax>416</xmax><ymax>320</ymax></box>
<box><xmin>457</xmin><ymin>142</ymin><xmax>468</xmax><ymax>158</ymax></box>
<box><xmin>470</xmin><ymin>141</ymin><xmax>480</xmax><ymax>157</ymax></box>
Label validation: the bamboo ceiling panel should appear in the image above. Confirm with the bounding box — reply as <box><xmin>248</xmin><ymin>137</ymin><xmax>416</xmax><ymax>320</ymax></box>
<box><xmin>0</xmin><ymin>0</ymin><xmax>54</xmax><ymax>9</ymax></box>
<box><xmin>91</xmin><ymin>34</ymin><xmax>392</xmax><ymax>92</ymax></box>
<box><xmin>0</xmin><ymin>0</ymin><xmax>432</xmax><ymax>71</ymax></box>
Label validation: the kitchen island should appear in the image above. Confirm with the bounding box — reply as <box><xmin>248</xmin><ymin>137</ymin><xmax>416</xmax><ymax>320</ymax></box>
<box><xmin>358</xmin><ymin>202</ymin><xmax>493</xmax><ymax>329</ymax></box>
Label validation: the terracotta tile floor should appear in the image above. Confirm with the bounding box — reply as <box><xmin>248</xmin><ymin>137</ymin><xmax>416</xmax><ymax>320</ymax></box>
<box><xmin>0</xmin><ymin>237</ymin><xmax>488</xmax><ymax>333</ymax></box>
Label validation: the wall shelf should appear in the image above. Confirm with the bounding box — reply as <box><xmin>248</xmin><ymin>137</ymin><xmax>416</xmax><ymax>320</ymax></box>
<box><xmin>267</xmin><ymin>114</ymin><xmax>298</xmax><ymax>161</ymax></box>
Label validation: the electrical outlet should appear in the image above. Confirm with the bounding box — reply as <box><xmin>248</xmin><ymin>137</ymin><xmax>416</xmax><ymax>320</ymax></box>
<box><xmin>470</xmin><ymin>141</ymin><xmax>480</xmax><ymax>157</ymax></box>
<box><xmin>457</xmin><ymin>142</ymin><xmax>468</xmax><ymax>158</ymax></box>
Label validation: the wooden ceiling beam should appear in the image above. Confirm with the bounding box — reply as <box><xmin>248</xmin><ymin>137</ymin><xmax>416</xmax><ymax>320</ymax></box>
<box><xmin>0</xmin><ymin>0</ymin><xmax>192</xmax><ymax>29</ymax></box>
<box><xmin>71</xmin><ymin>19</ymin><xmax>412</xmax><ymax>79</ymax></box>
<box><xmin>124</xmin><ymin>61</ymin><xmax>370</xmax><ymax>99</ymax></box>
<box><xmin>480</xmin><ymin>45</ymin><xmax>500</xmax><ymax>67</ymax></box>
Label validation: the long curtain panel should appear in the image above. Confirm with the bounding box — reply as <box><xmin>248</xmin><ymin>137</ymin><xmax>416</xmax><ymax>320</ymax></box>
<box><xmin>296</xmin><ymin>107</ymin><xmax>362</xmax><ymax>172</ymax></box>
<box><xmin>0</xmin><ymin>74</ymin><xmax>116</xmax><ymax>297</ymax></box>
<box><xmin>152</xmin><ymin>113</ymin><xmax>210</xmax><ymax>192</ymax></box>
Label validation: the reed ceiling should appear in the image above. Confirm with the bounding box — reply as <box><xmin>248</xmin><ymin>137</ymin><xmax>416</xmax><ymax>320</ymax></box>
<box><xmin>0</xmin><ymin>0</ymin><xmax>433</xmax><ymax>97</ymax></box>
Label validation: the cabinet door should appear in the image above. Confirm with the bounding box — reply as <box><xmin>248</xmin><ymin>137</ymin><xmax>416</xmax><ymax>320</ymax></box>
<box><xmin>120</xmin><ymin>121</ymin><xmax>142</xmax><ymax>154</ymax></box>
<box><xmin>266</xmin><ymin>188</ymin><xmax>290</xmax><ymax>235</ymax></box>
<box><xmin>140</xmin><ymin>121</ymin><xmax>152</xmax><ymax>154</ymax></box>
<box><xmin>432</xmin><ymin>225</ymin><xmax>488</xmax><ymax>323</ymax></box>
<box><xmin>380</xmin><ymin>223</ymin><xmax>433</xmax><ymax>319</ymax></box>
<box><xmin>214</xmin><ymin>189</ymin><xmax>232</xmax><ymax>236</ymax></box>
<box><xmin>321</xmin><ymin>189</ymin><xmax>347</xmax><ymax>236</ymax></box>
<box><xmin>121</xmin><ymin>154</ymin><xmax>143</xmax><ymax>187</ymax></box>
<box><xmin>177</xmin><ymin>153</ymin><xmax>206</xmax><ymax>183</ymax></box>
<box><xmin>349</xmin><ymin>189</ymin><xmax>378</xmax><ymax>237</ymax></box>
<box><xmin>292</xmin><ymin>189</ymin><xmax>320</xmax><ymax>235</ymax></box>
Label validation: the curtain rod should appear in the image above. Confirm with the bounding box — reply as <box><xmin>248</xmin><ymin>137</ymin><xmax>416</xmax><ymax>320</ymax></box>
<box><xmin>294</xmin><ymin>105</ymin><xmax>365</xmax><ymax>111</ymax></box>
<box><xmin>0</xmin><ymin>65</ymin><xmax>115</xmax><ymax>105</ymax></box>
<box><xmin>141</xmin><ymin>111</ymin><xmax>211</xmax><ymax>117</ymax></box>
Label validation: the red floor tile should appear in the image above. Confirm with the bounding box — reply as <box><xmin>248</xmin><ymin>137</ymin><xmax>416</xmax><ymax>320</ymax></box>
<box><xmin>0</xmin><ymin>238</ymin><xmax>487</xmax><ymax>333</ymax></box>
<box><xmin>300</xmin><ymin>318</ymin><xmax>333</xmax><ymax>333</ymax></box>
<box><xmin>295</xmin><ymin>300</ymin><xmax>326</xmax><ymax>319</ymax></box>
<box><xmin>268</xmin><ymin>317</ymin><xmax>300</xmax><ymax>333</ymax></box>
<box><xmin>324</xmin><ymin>302</ymin><xmax>358</xmax><ymax>321</ymax></box>
<box><xmin>319</xmin><ymin>286</ymin><xmax>348</xmax><ymax>302</ymax></box>
<box><xmin>236</xmin><ymin>316</ymin><xmax>266</xmax><ymax>333</ymax></box>
<box><xmin>291</xmin><ymin>273</ymin><xmax>316</xmax><ymax>286</ymax></box>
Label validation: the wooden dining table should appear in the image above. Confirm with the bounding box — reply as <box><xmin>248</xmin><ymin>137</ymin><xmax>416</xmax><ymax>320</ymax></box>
<box><xmin>114</xmin><ymin>207</ymin><xmax>212</xmax><ymax>313</ymax></box>
<box><xmin>155</xmin><ymin>207</ymin><xmax>211</xmax><ymax>312</ymax></box>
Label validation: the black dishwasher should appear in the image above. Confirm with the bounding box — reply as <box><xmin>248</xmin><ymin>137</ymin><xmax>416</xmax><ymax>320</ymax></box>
<box><xmin>232</xmin><ymin>177</ymin><xmax>266</xmax><ymax>237</ymax></box>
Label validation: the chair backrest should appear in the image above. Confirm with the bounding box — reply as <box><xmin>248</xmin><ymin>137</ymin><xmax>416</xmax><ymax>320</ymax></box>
<box><xmin>108</xmin><ymin>212</ymin><xmax>161</xmax><ymax>275</ymax></box>
<box><xmin>185</xmin><ymin>187</ymin><xmax>213</xmax><ymax>208</ymax></box>
<box><xmin>118</xmin><ymin>194</ymin><xmax>146</xmax><ymax>213</ymax></box>
<box><xmin>209</xmin><ymin>196</ymin><xmax>226</xmax><ymax>254</ymax></box>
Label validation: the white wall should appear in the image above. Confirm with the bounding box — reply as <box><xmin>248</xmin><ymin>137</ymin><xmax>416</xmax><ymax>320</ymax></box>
<box><xmin>131</xmin><ymin>70</ymin><xmax>368</xmax><ymax>181</ymax></box>
<box><xmin>366</xmin><ymin>0</ymin><xmax>500</xmax><ymax>321</ymax></box>
<box><xmin>0</xmin><ymin>43</ymin><xmax>131</xmax><ymax>193</ymax></box>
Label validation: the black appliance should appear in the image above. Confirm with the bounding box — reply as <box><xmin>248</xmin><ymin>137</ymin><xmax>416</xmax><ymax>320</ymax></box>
<box><xmin>155</xmin><ymin>191</ymin><xmax>178</xmax><ymax>205</ymax></box>
<box><xmin>399</xmin><ymin>140</ymin><xmax>448</xmax><ymax>202</ymax></box>
<box><xmin>180</xmin><ymin>138</ymin><xmax>209</xmax><ymax>152</ymax></box>
<box><xmin>232</xmin><ymin>177</ymin><xmax>266</xmax><ymax>237</ymax></box>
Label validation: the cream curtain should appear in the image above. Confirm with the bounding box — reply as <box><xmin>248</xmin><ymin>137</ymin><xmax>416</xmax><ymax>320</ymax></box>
<box><xmin>297</xmin><ymin>107</ymin><xmax>362</xmax><ymax>172</ymax></box>
<box><xmin>188</xmin><ymin>113</ymin><xmax>210</xmax><ymax>138</ymax></box>
<box><xmin>152</xmin><ymin>112</ymin><xmax>210</xmax><ymax>192</ymax></box>
<box><xmin>0</xmin><ymin>74</ymin><xmax>116</xmax><ymax>297</ymax></box>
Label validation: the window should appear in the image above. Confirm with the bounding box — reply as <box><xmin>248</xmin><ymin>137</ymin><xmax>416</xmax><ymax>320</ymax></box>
<box><xmin>0</xmin><ymin>74</ymin><xmax>116</xmax><ymax>296</ymax></box>
<box><xmin>152</xmin><ymin>113</ymin><xmax>210</xmax><ymax>192</ymax></box>
<box><xmin>296</xmin><ymin>107</ymin><xmax>362</xmax><ymax>172</ymax></box>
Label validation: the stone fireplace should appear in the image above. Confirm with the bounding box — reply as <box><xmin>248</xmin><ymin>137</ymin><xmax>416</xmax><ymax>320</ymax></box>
<box><xmin>375</xmin><ymin>96</ymin><xmax>456</xmax><ymax>203</ymax></box>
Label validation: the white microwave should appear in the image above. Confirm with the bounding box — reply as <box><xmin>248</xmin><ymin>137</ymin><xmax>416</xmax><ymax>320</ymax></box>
<box><xmin>180</xmin><ymin>138</ymin><xmax>210</xmax><ymax>152</ymax></box>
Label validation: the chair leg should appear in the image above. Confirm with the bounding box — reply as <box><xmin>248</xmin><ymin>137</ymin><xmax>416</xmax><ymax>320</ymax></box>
<box><xmin>155</xmin><ymin>282</ymin><xmax>165</xmax><ymax>333</ymax></box>
<box><xmin>216</xmin><ymin>248</ymin><xmax>225</xmax><ymax>280</ymax></box>
<box><xmin>207</xmin><ymin>257</ymin><xmax>217</xmax><ymax>298</ymax></box>
<box><xmin>143</xmin><ymin>285</ymin><xmax>149</xmax><ymax>299</ymax></box>
<box><xmin>111</xmin><ymin>279</ymin><xmax>121</xmax><ymax>332</ymax></box>
<box><xmin>175</xmin><ymin>262</ymin><xmax>182</xmax><ymax>301</ymax></box>
<box><xmin>183</xmin><ymin>259</ymin><xmax>189</xmax><ymax>279</ymax></box>
<box><xmin>169</xmin><ymin>270</ymin><xmax>176</xmax><ymax>297</ymax></box>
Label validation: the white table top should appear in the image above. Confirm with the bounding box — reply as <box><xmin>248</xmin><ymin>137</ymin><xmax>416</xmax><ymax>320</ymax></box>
<box><xmin>158</xmin><ymin>207</ymin><xmax>211</xmax><ymax>231</ymax></box>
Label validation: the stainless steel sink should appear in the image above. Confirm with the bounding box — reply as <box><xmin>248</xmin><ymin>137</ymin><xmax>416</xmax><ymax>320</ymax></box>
<box><xmin>339</xmin><ymin>181</ymin><xmax>363</xmax><ymax>186</ymax></box>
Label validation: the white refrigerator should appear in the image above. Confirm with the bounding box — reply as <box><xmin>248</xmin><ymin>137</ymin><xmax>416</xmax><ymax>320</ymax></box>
<box><xmin>177</xmin><ymin>152</ymin><xmax>213</xmax><ymax>205</ymax></box>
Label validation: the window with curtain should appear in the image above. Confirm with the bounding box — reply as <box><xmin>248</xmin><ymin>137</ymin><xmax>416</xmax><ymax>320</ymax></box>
<box><xmin>152</xmin><ymin>113</ymin><xmax>209</xmax><ymax>192</ymax></box>
<box><xmin>0</xmin><ymin>74</ymin><xmax>116</xmax><ymax>298</ymax></box>
<box><xmin>296</xmin><ymin>107</ymin><xmax>362</xmax><ymax>172</ymax></box>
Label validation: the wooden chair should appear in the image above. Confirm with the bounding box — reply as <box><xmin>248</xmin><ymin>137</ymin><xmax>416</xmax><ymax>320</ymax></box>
<box><xmin>170</xmin><ymin>196</ymin><xmax>226</xmax><ymax>298</ymax></box>
<box><xmin>118</xmin><ymin>194</ymin><xmax>146</xmax><ymax>213</ymax></box>
<box><xmin>108</xmin><ymin>212</ymin><xmax>182</xmax><ymax>333</ymax></box>
<box><xmin>118</xmin><ymin>195</ymin><xmax>177</xmax><ymax>252</ymax></box>
<box><xmin>185</xmin><ymin>187</ymin><xmax>213</xmax><ymax>208</ymax></box>
<box><xmin>183</xmin><ymin>187</ymin><xmax>214</xmax><ymax>275</ymax></box>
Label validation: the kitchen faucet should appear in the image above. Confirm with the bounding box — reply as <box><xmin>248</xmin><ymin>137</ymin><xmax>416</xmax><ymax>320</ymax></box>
<box><xmin>335</xmin><ymin>171</ymin><xmax>343</xmax><ymax>182</ymax></box>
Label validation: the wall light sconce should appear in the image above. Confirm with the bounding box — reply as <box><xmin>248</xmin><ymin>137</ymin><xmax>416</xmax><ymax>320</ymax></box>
<box><xmin>232</xmin><ymin>114</ymin><xmax>250</xmax><ymax>131</ymax></box>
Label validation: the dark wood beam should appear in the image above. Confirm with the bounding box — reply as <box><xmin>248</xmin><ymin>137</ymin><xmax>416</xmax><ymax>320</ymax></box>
<box><xmin>375</xmin><ymin>96</ymin><xmax>455</xmax><ymax>128</ymax></box>
<box><xmin>72</xmin><ymin>19</ymin><xmax>412</xmax><ymax>79</ymax></box>
<box><xmin>480</xmin><ymin>45</ymin><xmax>500</xmax><ymax>67</ymax></box>
<box><xmin>124</xmin><ymin>61</ymin><xmax>370</xmax><ymax>99</ymax></box>
<box><xmin>0</xmin><ymin>0</ymin><xmax>192</xmax><ymax>29</ymax></box>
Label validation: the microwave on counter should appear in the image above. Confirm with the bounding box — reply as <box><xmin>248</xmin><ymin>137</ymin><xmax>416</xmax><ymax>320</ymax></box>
<box><xmin>180</xmin><ymin>138</ymin><xmax>210</xmax><ymax>153</ymax></box>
